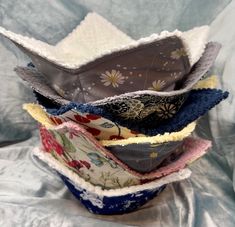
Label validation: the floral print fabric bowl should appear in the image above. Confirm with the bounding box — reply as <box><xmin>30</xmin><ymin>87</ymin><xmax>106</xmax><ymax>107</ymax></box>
<box><xmin>30</xmin><ymin>87</ymin><xmax>228</xmax><ymax>136</ymax></box>
<box><xmin>24</xmin><ymin>103</ymin><xmax>196</xmax><ymax>173</ymax></box>
<box><xmin>25</xmin><ymin>102</ymin><xmax>200</xmax><ymax>172</ymax></box>
<box><xmin>15</xmin><ymin>40</ymin><xmax>220</xmax><ymax>122</ymax></box>
<box><xmin>105</xmin><ymin>141</ymin><xmax>184</xmax><ymax>173</ymax></box>
<box><xmin>39</xmin><ymin>121</ymin><xmax>211</xmax><ymax>189</ymax></box>
<box><xmin>16</xmin><ymin>40</ymin><xmax>223</xmax><ymax>127</ymax></box>
<box><xmin>23</xmin><ymin>103</ymin><xmax>145</xmax><ymax>140</ymax></box>
<box><xmin>33</xmin><ymin>146</ymin><xmax>192</xmax><ymax>215</ymax></box>
<box><xmin>0</xmin><ymin>13</ymin><xmax>210</xmax><ymax>104</ymax></box>
<box><xmin>60</xmin><ymin>174</ymin><xmax>166</xmax><ymax>215</ymax></box>
<box><xmin>89</xmin><ymin>42</ymin><xmax>221</xmax><ymax>122</ymax></box>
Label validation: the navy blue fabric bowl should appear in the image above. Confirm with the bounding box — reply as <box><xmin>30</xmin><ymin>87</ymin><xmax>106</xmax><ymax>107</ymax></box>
<box><xmin>35</xmin><ymin>88</ymin><xmax>228</xmax><ymax>136</ymax></box>
<box><xmin>60</xmin><ymin>174</ymin><xmax>166</xmax><ymax>215</ymax></box>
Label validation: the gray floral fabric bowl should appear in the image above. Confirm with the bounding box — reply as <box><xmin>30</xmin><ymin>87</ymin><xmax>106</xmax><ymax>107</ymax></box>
<box><xmin>0</xmin><ymin>13</ymin><xmax>210</xmax><ymax>104</ymax></box>
<box><xmin>104</xmin><ymin>141</ymin><xmax>184</xmax><ymax>173</ymax></box>
<box><xmin>15</xmin><ymin>41</ymin><xmax>220</xmax><ymax>123</ymax></box>
<box><xmin>89</xmin><ymin>42</ymin><xmax>221</xmax><ymax>121</ymax></box>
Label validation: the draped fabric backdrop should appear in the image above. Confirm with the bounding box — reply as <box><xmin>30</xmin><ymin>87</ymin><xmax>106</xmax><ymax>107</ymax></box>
<box><xmin>0</xmin><ymin>0</ymin><xmax>234</xmax><ymax>226</ymax></box>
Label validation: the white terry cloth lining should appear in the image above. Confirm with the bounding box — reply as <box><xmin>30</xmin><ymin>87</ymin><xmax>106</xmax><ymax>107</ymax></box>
<box><xmin>33</xmin><ymin>146</ymin><xmax>191</xmax><ymax>197</ymax></box>
<box><xmin>0</xmin><ymin>12</ymin><xmax>209</xmax><ymax>69</ymax></box>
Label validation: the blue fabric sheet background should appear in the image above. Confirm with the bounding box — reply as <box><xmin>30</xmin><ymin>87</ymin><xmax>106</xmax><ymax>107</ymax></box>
<box><xmin>0</xmin><ymin>0</ymin><xmax>235</xmax><ymax>226</ymax></box>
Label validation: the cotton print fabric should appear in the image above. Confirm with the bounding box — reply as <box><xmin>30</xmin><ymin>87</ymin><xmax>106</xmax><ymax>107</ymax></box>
<box><xmin>0</xmin><ymin>0</ymin><xmax>234</xmax><ymax>225</ymax></box>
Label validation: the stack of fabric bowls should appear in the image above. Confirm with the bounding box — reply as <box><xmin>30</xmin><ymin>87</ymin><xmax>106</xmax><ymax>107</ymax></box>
<box><xmin>0</xmin><ymin>12</ymin><xmax>228</xmax><ymax>215</ymax></box>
